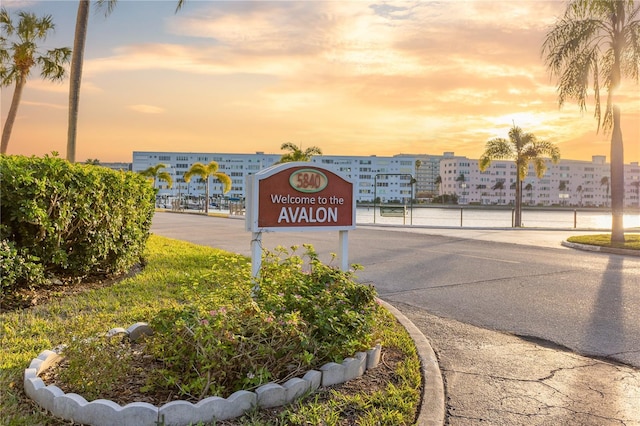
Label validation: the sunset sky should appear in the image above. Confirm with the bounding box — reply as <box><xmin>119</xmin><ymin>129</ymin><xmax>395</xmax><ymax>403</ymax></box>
<box><xmin>2</xmin><ymin>0</ymin><xmax>639</xmax><ymax>163</ymax></box>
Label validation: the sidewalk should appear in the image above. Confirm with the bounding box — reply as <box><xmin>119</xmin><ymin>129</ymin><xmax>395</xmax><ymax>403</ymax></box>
<box><xmin>358</xmin><ymin>223</ymin><xmax>625</xmax><ymax>250</ymax></box>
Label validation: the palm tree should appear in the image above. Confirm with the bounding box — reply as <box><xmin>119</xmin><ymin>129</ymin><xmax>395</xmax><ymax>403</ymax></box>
<box><xmin>525</xmin><ymin>183</ymin><xmax>534</xmax><ymax>205</ymax></box>
<box><xmin>492</xmin><ymin>181</ymin><xmax>505</xmax><ymax>204</ymax></box>
<box><xmin>600</xmin><ymin>176</ymin><xmax>610</xmax><ymax>207</ymax></box>
<box><xmin>183</xmin><ymin>161</ymin><xmax>231</xmax><ymax>214</ymax></box>
<box><xmin>67</xmin><ymin>0</ymin><xmax>117</xmax><ymax>163</ymax></box>
<box><xmin>434</xmin><ymin>175</ymin><xmax>443</xmax><ymax>203</ymax></box>
<box><xmin>632</xmin><ymin>181</ymin><xmax>640</xmax><ymax>207</ymax></box>
<box><xmin>434</xmin><ymin>175</ymin><xmax>442</xmax><ymax>189</ymax></box>
<box><xmin>558</xmin><ymin>181</ymin><xmax>570</xmax><ymax>206</ymax></box>
<box><xmin>0</xmin><ymin>9</ymin><xmax>71</xmax><ymax>154</ymax></box>
<box><xmin>140</xmin><ymin>163</ymin><xmax>173</xmax><ymax>189</ymax></box>
<box><xmin>455</xmin><ymin>173</ymin><xmax>467</xmax><ymax>202</ymax></box>
<box><xmin>414</xmin><ymin>159</ymin><xmax>422</xmax><ymax>178</ymax></box>
<box><xmin>479</xmin><ymin>126</ymin><xmax>560</xmax><ymax>227</ymax></box>
<box><xmin>576</xmin><ymin>184</ymin><xmax>584</xmax><ymax>207</ymax></box>
<box><xmin>276</xmin><ymin>142</ymin><xmax>322</xmax><ymax>164</ymax></box>
<box><xmin>542</xmin><ymin>0</ymin><xmax>640</xmax><ymax>242</ymax></box>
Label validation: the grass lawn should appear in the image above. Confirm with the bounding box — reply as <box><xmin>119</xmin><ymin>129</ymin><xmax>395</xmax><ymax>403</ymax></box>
<box><xmin>0</xmin><ymin>235</ymin><xmax>421</xmax><ymax>426</ymax></box>
<box><xmin>566</xmin><ymin>233</ymin><xmax>640</xmax><ymax>250</ymax></box>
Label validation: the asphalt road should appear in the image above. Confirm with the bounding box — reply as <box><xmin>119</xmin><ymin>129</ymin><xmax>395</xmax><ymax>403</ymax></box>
<box><xmin>150</xmin><ymin>212</ymin><xmax>640</xmax><ymax>369</ymax></box>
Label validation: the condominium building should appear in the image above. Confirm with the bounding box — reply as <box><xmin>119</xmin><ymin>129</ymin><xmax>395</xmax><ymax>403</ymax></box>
<box><xmin>132</xmin><ymin>151</ymin><xmax>640</xmax><ymax>208</ymax></box>
<box><xmin>440</xmin><ymin>155</ymin><xmax>640</xmax><ymax>208</ymax></box>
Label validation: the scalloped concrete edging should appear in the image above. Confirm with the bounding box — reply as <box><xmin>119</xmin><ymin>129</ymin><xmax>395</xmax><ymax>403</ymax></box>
<box><xmin>24</xmin><ymin>322</ymin><xmax>382</xmax><ymax>426</ymax></box>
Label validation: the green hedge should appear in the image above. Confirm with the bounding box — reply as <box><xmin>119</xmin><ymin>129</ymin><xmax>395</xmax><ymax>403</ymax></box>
<box><xmin>0</xmin><ymin>154</ymin><xmax>155</xmax><ymax>291</ymax></box>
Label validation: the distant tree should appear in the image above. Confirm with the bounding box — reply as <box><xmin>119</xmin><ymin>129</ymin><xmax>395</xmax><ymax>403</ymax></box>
<box><xmin>183</xmin><ymin>161</ymin><xmax>231</xmax><ymax>214</ymax></box>
<box><xmin>67</xmin><ymin>0</ymin><xmax>118</xmax><ymax>163</ymax></box>
<box><xmin>479</xmin><ymin>125</ymin><xmax>560</xmax><ymax>227</ymax></box>
<box><xmin>85</xmin><ymin>158</ymin><xmax>100</xmax><ymax>165</ymax></box>
<box><xmin>576</xmin><ymin>184</ymin><xmax>583</xmax><ymax>206</ymax></box>
<box><xmin>0</xmin><ymin>9</ymin><xmax>71</xmax><ymax>154</ymax></box>
<box><xmin>492</xmin><ymin>181</ymin><xmax>505</xmax><ymax>204</ymax></box>
<box><xmin>542</xmin><ymin>0</ymin><xmax>640</xmax><ymax>242</ymax></box>
<box><xmin>558</xmin><ymin>181</ymin><xmax>569</xmax><ymax>205</ymax></box>
<box><xmin>432</xmin><ymin>193</ymin><xmax>458</xmax><ymax>205</ymax></box>
<box><xmin>140</xmin><ymin>163</ymin><xmax>173</xmax><ymax>190</ymax></box>
<box><xmin>600</xmin><ymin>176</ymin><xmax>610</xmax><ymax>207</ymax></box>
<box><xmin>525</xmin><ymin>183</ymin><xmax>534</xmax><ymax>205</ymax></box>
<box><xmin>632</xmin><ymin>181</ymin><xmax>640</xmax><ymax>207</ymax></box>
<box><xmin>276</xmin><ymin>142</ymin><xmax>322</xmax><ymax>163</ymax></box>
<box><xmin>434</xmin><ymin>175</ymin><xmax>442</xmax><ymax>196</ymax></box>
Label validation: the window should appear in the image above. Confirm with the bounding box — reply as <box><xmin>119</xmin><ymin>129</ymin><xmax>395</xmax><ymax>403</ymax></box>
<box><xmin>159</xmin><ymin>155</ymin><xmax>171</xmax><ymax>161</ymax></box>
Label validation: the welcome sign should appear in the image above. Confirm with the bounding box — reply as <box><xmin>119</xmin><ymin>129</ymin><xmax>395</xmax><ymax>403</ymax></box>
<box><xmin>245</xmin><ymin>162</ymin><xmax>355</xmax><ymax>275</ymax></box>
<box><xmin>246</xmin><ymin>163</ymin><xmax>355</xmax><ymax>232</ymax></box>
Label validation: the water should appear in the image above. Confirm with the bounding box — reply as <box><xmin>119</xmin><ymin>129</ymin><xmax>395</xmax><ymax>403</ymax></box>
<box><xmin>357</xmin><ymin>206</ymin><xmax>640</xmax><ymax>230</ymax></box>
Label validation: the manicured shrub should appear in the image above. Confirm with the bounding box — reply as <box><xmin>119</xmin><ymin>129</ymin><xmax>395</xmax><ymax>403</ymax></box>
<box><xmin>0</xmin><ymin>239</ymin><xmax>46</xmax><ymax>291</ymax></box>
<box><xmin>147</xmin><ymin>302</ymin><xmax>313</xmax><ymax>399</ymax></box>
<box><xmin>255</xmin><ymin>245</ymin><xmax>378</xmax><ymax>362</ymax></box>
<box><xmin>0</xmin><ymin>154</ymin><xmax>155</xmax><ymax>290</ymax></box>
<box><xmin>141</xmin><ymin>245</ymin><xmax>379</xmax><ymax>400</ymax></box>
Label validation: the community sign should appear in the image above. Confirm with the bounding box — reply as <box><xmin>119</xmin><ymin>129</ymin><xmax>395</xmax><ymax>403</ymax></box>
<box><xmin>245</xmin><ymin>162</ymin><xmax>355</xmax><ymax>275</ymax></box>
<box><xmin>246</xmin><ymin>162</ymin><xmax>355</xmax><ymax>233</ymax></box>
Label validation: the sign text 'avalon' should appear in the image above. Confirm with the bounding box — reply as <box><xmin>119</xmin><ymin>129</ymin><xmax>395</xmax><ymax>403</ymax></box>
<box><xmin>251</xmin><ymin>165</ymin><xmax>354</xmax><ymax>230</ymax></box>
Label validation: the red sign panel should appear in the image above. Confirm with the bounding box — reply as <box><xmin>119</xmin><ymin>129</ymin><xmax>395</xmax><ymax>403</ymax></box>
<box><xmin>257</xmin><ymin>165</ymin><xmax>354</xmax><ymax>229</ymax></box>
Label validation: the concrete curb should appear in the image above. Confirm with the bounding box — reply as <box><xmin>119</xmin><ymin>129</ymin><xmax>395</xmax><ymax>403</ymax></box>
<box><xmin>24</xmin><ymin>323</ymin><xmax>383</xmax><ymax>426</ymax></box>
<box><xmin>561</xmin><ymin>240</ymin><xmax>640</xmax><ymax>257</ymax></box>
<box><xmin>377</xmin><ymin>299</ymin><xmax>446</xmax><ymax>426</ymax></box>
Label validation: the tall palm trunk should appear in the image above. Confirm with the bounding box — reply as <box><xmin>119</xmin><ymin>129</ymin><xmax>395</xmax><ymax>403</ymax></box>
<box><xmin>1</xmin><ymin>75</ymin><xmax>27</xmax><ymax>154</ymax></box>
<box><xmin>609</xmin><ymin>5</ymin><xmax>625</xmax><ymax>243</ymax></box>
<box><xmin>514</xmin><ymin>177</ymin><xmax>522</xmax><ymax>227</ymax></box>
<box><xmin>204</xmin><ymin>179</ymin><xmax>210</xmax><ymax>214</ymax></box>
<box><xmin>610</xmin><ymin>106</ymin><xmax>625</xmax><ymax>242</ymax></box>
<box><xmin>67</xmin><ymin>0</ymin><xmax>90</xmax><ymax>163</ymax></box>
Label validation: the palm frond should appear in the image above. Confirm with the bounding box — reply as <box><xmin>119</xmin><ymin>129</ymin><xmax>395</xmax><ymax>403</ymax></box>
<box><xmin>214</xmin><ymin>173</ymin><xmax>232</xmax><ymax>194</ymax></box>
<box><xmin>95</xmin><ymin>0</ymin><xmax>118</xmax><ymax>17</ymax></box>
<box><xmin>158</xmin><ymin>171</ymin><xmax>173</xmax><ymax>189</ymax></box>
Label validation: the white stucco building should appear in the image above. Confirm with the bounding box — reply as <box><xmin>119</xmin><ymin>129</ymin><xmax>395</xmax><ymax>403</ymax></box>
<box><xmin>132</xmin><ymin>151</ymin><xmax>640</xmax><ymax>208</ymax></box>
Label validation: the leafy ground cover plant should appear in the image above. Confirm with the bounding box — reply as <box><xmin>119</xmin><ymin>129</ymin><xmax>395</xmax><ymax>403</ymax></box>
<box><xmin>0</xmin><ymin>235</ymin><xmax>420</xmax><ymax>425</ymax></box>
<box><xmin>255</xmin><ymin>245</ymin><xmax>377</xmax><ymax>362</ymax></box>
<box><xmin>141</xmin><ymin>244</ymin><xmax>378</xmax><ymax>400</ymax></box>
